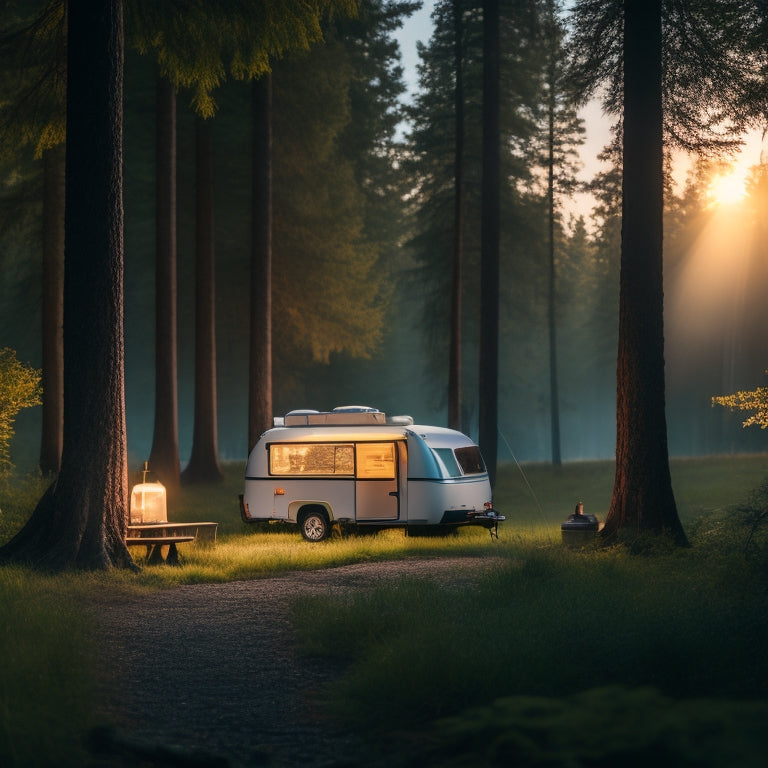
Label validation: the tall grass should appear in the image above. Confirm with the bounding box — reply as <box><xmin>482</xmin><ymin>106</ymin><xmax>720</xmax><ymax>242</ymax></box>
<box><xmin>495</xmin><ymin>453</ymin><xmax>768</xmax><ymax>531</ymax></box>
<box><xmin>292</xmin><ymin>542</ymin><xmax>768</xmax><ymax>764</ymax></box>
<box><xmin>124</xmin><ymin>526</ymin><xmax>503</xmax><ymax>586</ymax></box>
<box><xmin>1</xmin><ymin>456</ymin><xmax>768</xmax><ymax>766</ymax></box>
<box><xmin>408</xmin><ymin>685</ymin><xmax>768</xmax><ymax>767</ymax></box>
<box><xmin>287</xmin><ymin>454</ymin><xmax>768</xmax><ymax>764</ymax></box>
<box><xmin>0</xmin><ymin>569</ymin><xmax>95</xmax><ymax>767</ymax></box>
<box><xmin>0</xmin><ymin>473</ymin><xmax>49</xmax><ymax>545</ymax></box>
<box><xmin>294</xmin><ymin>542</ymin><xmax>767</xmax><ymax>712</ymax></box>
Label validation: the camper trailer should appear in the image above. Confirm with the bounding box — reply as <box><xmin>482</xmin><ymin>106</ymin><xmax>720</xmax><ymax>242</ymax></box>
<box><xmin>239</xmin><ymin>406</ymin><xmax>503</xmax><ymax>541</ymax></box>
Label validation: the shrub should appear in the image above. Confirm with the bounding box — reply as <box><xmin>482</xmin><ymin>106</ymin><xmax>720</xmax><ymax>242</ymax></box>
<box><xmin>409</xmin><ymin>686</ymin><xmax>768</xmax><ymax>767</ymax></box>
<box><xmin>730</xmin><ymin>476</ymin><xmax>768</xmax><ymax>553</ymax></box>
<box><xmin>0</xmin><ymin>348</ymin><xmax>41</xmax><ymax>474</ymax></box>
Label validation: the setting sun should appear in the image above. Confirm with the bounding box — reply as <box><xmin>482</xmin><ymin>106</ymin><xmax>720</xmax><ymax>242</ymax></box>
<box><xmin>707</xmin><ymin>168</ymin><xmax>748</xmax><ymax>206</ymax></box>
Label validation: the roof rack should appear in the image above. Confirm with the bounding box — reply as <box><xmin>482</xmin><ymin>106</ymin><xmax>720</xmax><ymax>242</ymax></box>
<box><xmin>284</xmin><ymin>406</ymin><xmax>386</xmax><ymax>427</ymax></box>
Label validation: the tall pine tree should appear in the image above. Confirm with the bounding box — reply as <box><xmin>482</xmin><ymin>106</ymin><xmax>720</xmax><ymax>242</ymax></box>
<box><xmin>570</xmin><ymin>0</ymin><xmax>751</xmax><ymax>544</ymax></box>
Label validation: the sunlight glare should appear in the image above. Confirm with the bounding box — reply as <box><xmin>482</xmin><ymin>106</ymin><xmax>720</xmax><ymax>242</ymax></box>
<box><xmin>668</xmin><ymin>198</ymin><xmax>751</xmax><ymax>386</ymax></box>
<box><xmin>707</xmin><ymin>168</ymin><xmax>748</xmax><ymax>207</ymax></box>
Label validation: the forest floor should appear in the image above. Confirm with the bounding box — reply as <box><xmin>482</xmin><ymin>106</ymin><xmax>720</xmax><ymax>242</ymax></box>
<box><xmin>89</xmin><ymin>556</ymin><xmax>501</xmax><ymax>767</ymax></box>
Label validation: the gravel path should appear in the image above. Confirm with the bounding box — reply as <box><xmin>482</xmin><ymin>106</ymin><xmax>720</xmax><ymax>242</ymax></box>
<box><xmin>91</xmin><ymin>557</ymin><xmax>503</xmax><ymax>767</ymax></box>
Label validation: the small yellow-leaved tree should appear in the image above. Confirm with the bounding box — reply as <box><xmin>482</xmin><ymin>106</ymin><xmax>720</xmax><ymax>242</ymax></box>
<box><xmin>713</xmin><ymin>372</ymin><xmax>768</xmax><ymax>548</ymax></box>
<box><xmin>0</xmin><ymin>348</ymin><xmax>42</xmax><ymax>473</ymax></box>
<box><xmin>712</xmin><ymin>373</ymin><xmax>768</xmax><ymax>429</ymax></box>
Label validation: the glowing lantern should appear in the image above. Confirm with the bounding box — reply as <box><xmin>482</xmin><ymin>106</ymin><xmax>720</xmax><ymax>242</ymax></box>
<box><xmin>129</xmin><ymin>463</ymin><xmax>167</xmax><ymax>524</ymax></box>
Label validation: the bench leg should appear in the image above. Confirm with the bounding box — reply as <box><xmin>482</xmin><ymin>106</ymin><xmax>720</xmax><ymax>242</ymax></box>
<box><xmin>165</xmin><ymin>542</ymin><xmax>182</xmax><ymax>566</ymax></box>
<box><xmin>147</xmin><ymin>543</ymin><xmax>166</xmax><ymax>565</ymax></box>
<box><xmin>135</xmin><ymin>541</ymin><xmax>187</xmax><ymax>565</ymax></box>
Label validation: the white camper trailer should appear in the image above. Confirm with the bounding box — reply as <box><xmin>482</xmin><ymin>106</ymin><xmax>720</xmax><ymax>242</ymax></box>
<box><xmin>239</xmin><ymin>406</ymin><xmax>503</xmax><ymax>541</ymax></box>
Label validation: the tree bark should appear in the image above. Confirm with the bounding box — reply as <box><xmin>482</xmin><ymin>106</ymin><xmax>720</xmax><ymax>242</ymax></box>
<box><xmin>248</xmin><ymin>74</ymin><xmax>273</xmax><ymax>453</ymax></box>
<box><xmin>181</xmin><ymin>118</ymin><xmax>223</xmax><ymax>484</ymax></box>
<box><xmin>448</xmin><ymin>0</ymin><xmax>464</xmax><ymax>433</ymax></box>
<box><xmin>479</xmin><ymin>0</ymin><xmax>500</xmax><ymax>487</ymax></box>
<box><xmin>148</xmin><ymin>73</ymin><xmax>181</xmax><ymax>493</ymax></box>
<box><xmin>1</xmin><ymin>0</ymin><xmax>135</xmax><ymax>570</ymax></box>
<box><xmin>546</xmin><ymin>50</ymin><xmax>561</xmax><ymax>467</ymax></box>
<box><xmin>602</xmin><ymin>0</ymin><xmax>687</xmax><ymax>545</ymax></box>
<box><xmin>39</xmin><ymin>143</ymin><xmax>65</xmax><ymax>476</ymax></box>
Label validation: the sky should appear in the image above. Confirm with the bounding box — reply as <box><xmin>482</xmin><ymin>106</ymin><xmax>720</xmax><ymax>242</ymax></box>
<box><xmin>393</xmin><ymin>1</ymin><xmax>767</xmax><ymax>220</ymax></box>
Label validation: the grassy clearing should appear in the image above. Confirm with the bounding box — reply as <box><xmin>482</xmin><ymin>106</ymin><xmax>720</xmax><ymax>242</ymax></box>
<box><xmin>130</xmin><ymin>526</ymin><xmax>500</xmax><ymax>586</ymax></box>
<box><xmin>0</xmin><ymin>568</ymin><xmax>95</xmax><ymax>767</ymax></box>
<box><xmin>287</xmin><ymin>454</ymin><xmax>768</xmax><ymax>765</ymax></box>
<box><xmin>3</xmin><ymin>454</ymin><xmax>766</xmax><ymax>576</ymax></box>
<box><xmin>294</xmin><ymin>542</ymin><xmax>768</xmax><ymax>714</ymax></box>
<box><xmin>497</xmin><ymin>453</ymin><xmax>768</xmax><ymax>531</ymax></box>
<box><xmin>291</xmin><ymin>538</ymin><xmax>768</xmax><ymax>765</ymax></box>
<box><xmin>1</xmin><ymin>455</ymin><xmax>768</xmax><ymax>766</ymax></box>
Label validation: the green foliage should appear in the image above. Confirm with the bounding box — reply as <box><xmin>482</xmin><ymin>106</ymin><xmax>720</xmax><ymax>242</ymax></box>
<box><xmin>530</xmin><ymin>0</ymin><xmax>585</xmax><ymax>199</ymax></box>
<box><xmin>0</xmin><ymin>348</ymin><xmax>41</xmax><ymax>473</ymax></box>
<box><xmin>271</xmin><ymin>28</ymin><xmax>389</xmax><ymax>365</ymax></box>
<box><xmin>293</xmin><ymin>543</ymin><xmax>768</xmax><ymax>768</ymax></box>
<box><xmin>712</xmin><ymin>372</ymin><xmax>768</xmax><ymax>429</ymax></box>
<box><xmin>728</xmin><ymin>475</ymin><xmax>768</xmax><ymax>555</ymax></box>
<box><xmin>411</xmin><ymin>686</ymin><xmax>768</xmax><ymax>767</ymax></box>
<box><xmin>0</xmin><ymin>0</ymin><xmax>66</xmax><ymax>157</ymax></box>
<box><xmin>406</xmin><ymin>0</ymin><xmax>549</xmax><ymax>414</ymax></box>
<box><xmin>569</xmin><ymin>0</ymin><xmax>752</xmax><ymax>153</ymax></box>
<box><xmin>127</xmin><ymin>0</ymin><xmax>358</xmax><ymax>117</ymax></box>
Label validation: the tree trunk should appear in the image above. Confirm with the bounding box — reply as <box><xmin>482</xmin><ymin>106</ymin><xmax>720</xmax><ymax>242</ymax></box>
<box><xmin>479</xmin><ymin>0</ymin><xmax>500</xmax><ymax>487</ymax></box>
<box><xmin>448</xmin><ymin>0</ymin><xmax>464</xmax><ymax>433</ymax></box>
<box><xmin>1</xmin><ymin>0</ymin><xmax>135</xmax><ymax>571</ymax></box>
<box><xmin>602</xmin><ymin>0</ymin><xmax>687</xmax><ymax>545</ymax></box>
<box><xmin>248</xmin><ymin>74</ymin><xmax>273</xmax><ymax>453</ymax></box>
<box><xmin>547</xmin><ymin>59</ymin><xmax>561</xmax><ymax>467</ymax></box>
<box><xmin>39</xmin><ymin>143</ymin><xmax>65</xmax><ymax>476</ymax></box>
<box><xmin>181</xmin><ymin>118</ymin><xmax>223</xmax><ymax>484</ymax></box>
<box><xmin>148</xmin><ymin>73</ymin><xmax>181</xmax><ymax>493</ymax></box>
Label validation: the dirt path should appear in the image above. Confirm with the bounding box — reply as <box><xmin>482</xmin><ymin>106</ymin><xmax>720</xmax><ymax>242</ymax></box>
<box><xmin>92</xmin><ymin>557</ymin><xmax>502</xmax><ymax>767</ymax></box>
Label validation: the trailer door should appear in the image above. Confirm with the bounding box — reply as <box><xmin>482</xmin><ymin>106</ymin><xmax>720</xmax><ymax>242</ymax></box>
<box><xmin>355</xmin><ymin>442</ymin><xmax>399</xmax><ymax>520</ymax></box>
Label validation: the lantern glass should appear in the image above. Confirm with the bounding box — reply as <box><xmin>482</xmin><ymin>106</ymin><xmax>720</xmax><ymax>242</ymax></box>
<box><xmin>130</xmin><ymin>482</ymin><xmax>167</xmax><ymax>524</ymax></box>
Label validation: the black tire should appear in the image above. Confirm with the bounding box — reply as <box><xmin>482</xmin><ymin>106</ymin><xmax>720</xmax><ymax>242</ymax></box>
<box><xmin>299</xmin><ymin>509</ymin><xmax>331</xmax><ymax>542</ymax></box>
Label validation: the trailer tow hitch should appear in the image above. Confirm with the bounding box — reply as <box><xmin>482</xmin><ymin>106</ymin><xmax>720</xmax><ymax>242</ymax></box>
<box><xmin>469</xmin><ymin>505</ymin><xmax>505</xmax><ymax>540</ymax></box>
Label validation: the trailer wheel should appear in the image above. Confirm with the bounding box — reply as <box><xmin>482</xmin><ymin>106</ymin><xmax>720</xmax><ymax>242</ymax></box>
<box><xmin>299</xmin><ymin>509</ymin><xmax>331</xmax><ymax>542</ymax></box>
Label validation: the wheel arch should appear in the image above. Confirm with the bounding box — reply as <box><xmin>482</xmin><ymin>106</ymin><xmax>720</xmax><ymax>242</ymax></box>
<box><xmin>291</xmin><ymin>501</ymin><xmax>334</xmax><ymax>525</ymax></box>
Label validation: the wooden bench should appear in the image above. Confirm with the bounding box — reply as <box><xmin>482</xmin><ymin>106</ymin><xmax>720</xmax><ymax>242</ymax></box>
<box><xmin>128</xmin><ymin>521</ymin><xmax>219</xmax><ymax>542</ymax></box>
<box><xmin>126</xmin><ymin>522</ymin><xmax>219</xmax><ymax>565</ymax></box>
<box><xmin>126</xmin><ymin>535</ymin><xmax>196</xmax><ymax>565</ymax></box>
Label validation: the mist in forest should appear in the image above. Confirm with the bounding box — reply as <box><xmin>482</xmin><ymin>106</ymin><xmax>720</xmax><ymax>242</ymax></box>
<box><xmin>3</xmin><ymin>10</ymin><xmax>767</xmax><ymax>476</ymax></box>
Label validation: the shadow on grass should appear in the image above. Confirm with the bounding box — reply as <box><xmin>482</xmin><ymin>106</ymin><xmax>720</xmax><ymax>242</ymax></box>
<box><xmin>292</xmin><ymin>541</ymin><xmax>768</xmax><ymax>766</ymax></box>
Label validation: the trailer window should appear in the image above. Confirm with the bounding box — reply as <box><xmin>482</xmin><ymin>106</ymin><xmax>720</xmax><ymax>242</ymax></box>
<box><xmin>432</xmin><ymin>448</ymin><xmax>462</xmax><ymax>477</ymax></box>
<box><xmin>269</xmin><ymin>443</ymin><xmax>354</xmax><ymax>476</ymax></box>
<box><xmin>355</xmin><ymin>442</ymin><xmax>396</xmax><ymax>479</ymax></box>
<box><xmin>432</xmin><ymin>447</ymin><xmax>485</xmax><ymax>477</ymax></box>
<box><xmin>454</xmin><ymin>446</ymin><xmax>486</xmax><ymax>474</ymax></box>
